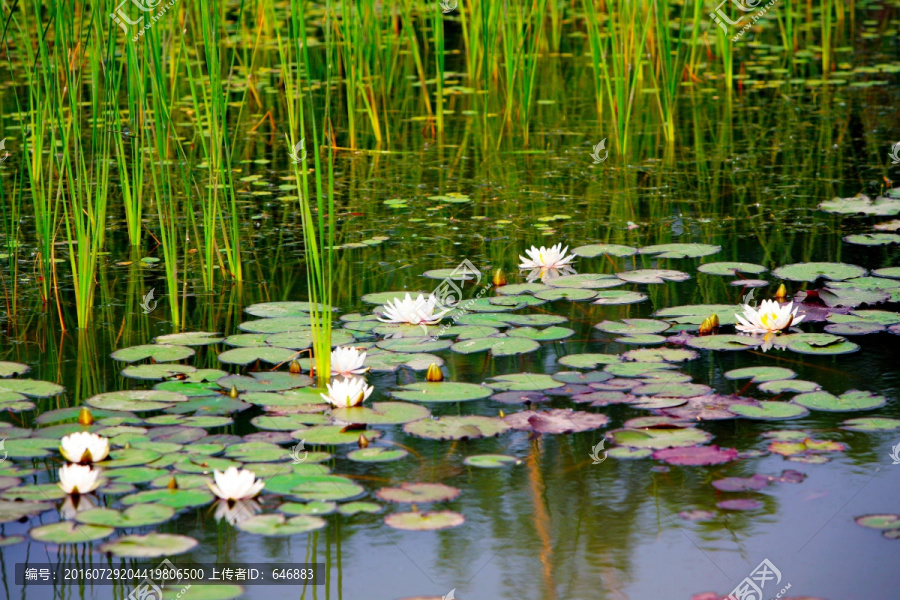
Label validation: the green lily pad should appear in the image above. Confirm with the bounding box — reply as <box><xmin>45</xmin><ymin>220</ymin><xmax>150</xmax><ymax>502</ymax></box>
<box><xmin>223</xmin><ymin>442</ymin><xmax>288</xmax><ymax>463</ymax></box>
<box><xmin>558</xmin><ymin>354</ymin><xmax>621</xmax><ymax>369</ymax></box>
<box><xmin>463</xmin><ymin>454</ymin><xmax>522</xmax><ymax>468</ymax></box>
<box><xmin>506</xmin><ymin>326</ymin><xmax>574</xmax><ymax>341</ymax></box>
<box><xmin>603</xmin><ymin>362</ymin><xmax>676</xmax><ymax>377</ymax></box>
<box><xmin>617</xmin><ymin>269</ymin><xmax>690</xmax><ymax>284</ymax></box>
<box><xmin>495</xmin><ymin>283</ymin><xmax>550</xmax><ymax>295</ymax></box>
<box><xmin>730</xmin><ymin>402</ymin><xmax>809</xmax><ymax>420</ymax></box>
<box><xmin>654</xmin><ymin>304</ymin><xmax>743</xmax><ymax>325</ymax></box>
<box><xmin>100</xmin><ymin>448</ymin><xmax>163</xmax><ymax>467</ymax></box>
<box><xmin>827</xmin><ymin>310</ymin><xmax>900</xmax><ymax>325</ymax></box>
<box><xmin>616</xmin><ymin>334</ymin><xmax>667</xmax><ymax>345</ymax></box>
<box><xmin>639</xmin><ymin>243</ymin><xmax>720</xmax><ymax>259</ymax></box>
<box><xmin>873</xmin><ymin>267</ymin><xmax>900</xmax><ymax>279</ymax></box>
<box><xmin>338</xmin><ymin>501</ymin><xmax>382</xmax><ymax>515</ymax></box>
<box><xmin>697</xmin><ymin>262</ymin><xmax>767</xmax><ymax>276</ymax></box>
<box><xmin>30</xmin><ymin>522</ymin><xmax>114</xmax><ymax>544</ymax></box>
<box><xmin>376</xmin><ymin>338</ymin><xmax>453</xmax><ymax>353</ymax></box>
<box><xmin>0</xmin><ymin>379</ymin><xmax>65</xmax><ymax>398</ymax></box>
<box><xmin>819</xmin><ymin>194</ymin><xmax>900</xmax><ymax>215</ymax></box>
<box><xmin>86</xmin><ymin>390</ymin><xmax>189</xmax><ymax>412</ymax></box>
<box><xmin>100</xmin><ymin>533</ymin><xmax>198</xmax><ymax>557</ymax></box>
<box><xmin>772</xmin><ymin>262</ymin><xmax>866</xmax><ymax>282</ymax></box>
<box><xmin>217</xmin><ymin>346</ymin><xmax>299</xmax><ymax>365</ymax></box>
<box><xmin>121</xmin><ymin>364</ymin><xmax>196</xmax><ymax>381</ymax></box>
<box><xmin>854</xmin><ymin>514</ymin><xmax>900</xmax><ymax>530</ymax></box>
<box><xmin>251</xmin><ymin>414</ymin><xmax>330</xmax><ymax>431</ymax></box>
<box><xmin>840</xmin><ymin>417</ymin><xmax>900</xmax><ymax>432</ymax></box>
<box><xmin>376</xmin><ymin>482</ymin><xmax>460</xmax><ymax>503</ymax></box>
<box><xmin>622</xmin><ymin>348</ymin><xmax>697</xmax><ymax>363</ymax></box>
<box><xmin>216</xmin><ymin>372</ymin><xmax>311</xmax><ymax>392</ymax></box>
<box><xmin>144</xmin><ymin>415</ymin><xmax>233</xmax><ymax>428</ymax></box>
<box><xmin>786</xmin><ymin>338</ymin><xmax>859</xmax><ymax>355</ymax></box>
<box><xmin>609</xmin><ymin>427</ymin><xmax>712</xmax><ymax>449</ymax></box>
<box><xmin>237</xmin><ymin>514</ymin><xmax>326</xmax><ymax>535</ymax></box>
<box><xmin>595</xmin><ymin>319</ymin><xmax>670</xmax><ymax>335</ymax></box>
<box><xmin>534</xmin><ymin>287</ymin><xmax>597</xmax><ymax>301</ymax></box>
<box><xmin>384</xmin><ymin>510</ymin><xmax>464</xmax><ymax>531</ymax></box>
<box><xmin>391</xmin><ymin>382</ymin><xmax>492</xmax><ymax>403</ymax></box>
<box><xmin>223</xmin><ymin>333</ymin><xmax>270</xmax><ymax>347</ymax></box>
<box><xmin>154</xmin><ymin>332</ymin><xmax>224</xmax><ymax>346</ymax></box>
<box><xmin>632</xmin><ymin>382</ymin><xmax>711</xmax><ymax>397</ymax></box>
<box><xmin>266</xmin><ymin>329</ymin><xmax>355</xmax><ymax>349</ymax></box>
<box><xmin>592</xmin><ymin>290</ymin><xmax>648</xmax><ymax>305</ymax></box>
<box><xmin>265</xmin><ymin>474</ymin><xmax>364</xmax><ymax>501</ymax></box>
<box><xmin>104</xmin><ymin>467</ymin><xmax>165</xmax><ymax>484</ymax></box>
<box><xmin>758</xmin><ymin>380</ymin><xmax>822</xmax><ymax>393</ymax></box>
<box><xmin>499</xmin><ymin>314</ymin><xmax>568</xmax><ymax>326</ymax></box>
<box><xmin>76</xmin><ymin>504</ymin><xmax>175</xmax><ymax>528</ymax></box>
<box><xmin>421</xmin><ymin>268</ymin><xmax>481</xmax><ymax>281</ymax></box>
<box><xmin>241</xmin><ymin>389</ymin><xmax>326</xmax><ymax>407</ymax></box>
<box><xmin>607</xmin><ymin>447</ymin><xmax>653</xmax><ymax>459</ymax></box>
<box><xmin>844</xmin><ymin>233</ymin><xmax>900</xmax><ymax>246</ymax></box>
<box><xmin>110</xmin><ymin>345</ymin><xmax>195</xmax><ymax>363</ymax></box>
<box><xmin>2</xmin><ymin>438</ymin><xmax>58</xmax><ymax>458</ymax></box>
<box><xmin>0</xmin><ymin>535</ymin><xmax>25</xmax><ymax>547</ymax></box>
<box><xmin>238</xmin><ymin>316</ymin><xmax>315</xmax><ymax>334</ymax></box>
<box><xmin>0</xmin><ymin>362</ymin><xmax>29</xmax><ymax>377</ymax></box>
<box><xmin>403</xmin><ymin>416</ymin><xmax>510</xmax><ymax>440</ymax></box>
<box><xmin>572</xmin><ymin>244</ymin><xmax>637</xmax><ymax>257</ymax></box>
<box><xmin>294</xmin><ymin>426</ymin><xmax>381</xmax><ymax>446</ymax></box>
<box><xmin>3</xmin><ymin>483</ymin><xmax>66</xmax><ymax>501</ymax></box>
<box><xmin>818</xmin><ymin>286</ymin><xmax>891</xmax><ymax>308</ymax></box>
<box><xmin>279</xmin><ymin>501</ymin><xmax>337</xmax><ymax>516</ymax></box>
<box><xmin>0</xmin><ymin>392</ymin><xmax>35</xmax><ymax>412</ymax></box>
<box><xmin>161</xmin><ymin>585</ymin><xmax>244</xmax><ymax>600</ymax></box>
<box><xmin>687</xmin><ymin>335</ymin><xmax>761</xmax><ymax>351</ymax></box>
<box><xmin>120</xmin><ymin>489</ymin><xmax>215</xmax><ymax>509</ymax></box>
<box><xmin>544</xmin><ymin>273</ymin><xmax>624</xmax><ymax>289</ymax></box>
<box><xmin>485</xmin><ymin>373</ymin><xmax>563</xmax><ymax>391</ymax></box>
<box><xmin>725</xmin><ymin>366</ymin><xmax>796</xmax><ymax>382</ymax></box>
<box><xmin>450</xmin><ymin>336</ymin><xmax>540</xmax><ymax>356</ymax></box>
<box><xmin>331</xmin><ymin>402</ymin><xmax>430</xmax><ymax>425</ymax></box>
<box><xmin>823</xmin><ymin>322</ymin><xmax>885</xmax><ymax>335</ymax></box>
<box><xmin>365</xmin><ymin>351</ymin><xmax>445</xmax><ymax>372</ymax></box>
<box><xmin>245</xmin><ymin>302</ymin><xmax>326</xmax><ymax>317</ymax></box>
<box><xmin>794</xmin><ymin>390</ymin><xmax>886</xmax><ymax>412</ymax></box>
<box><xmin>346</xmin><ymin>447</ymin><xmax>409</xmax><ymax>462</ymax></box>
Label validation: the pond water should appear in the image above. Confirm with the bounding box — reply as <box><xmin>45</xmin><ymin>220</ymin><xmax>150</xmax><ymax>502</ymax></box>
<box><xmin>2</xmin><ymin>5</ymin><xmax>900</xmax><ymax>600</ymax></box>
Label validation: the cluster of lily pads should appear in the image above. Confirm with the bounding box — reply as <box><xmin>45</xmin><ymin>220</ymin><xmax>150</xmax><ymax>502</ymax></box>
<box><xmin>0</xmin><ymin>237</ymin><xmax>898</xmax><ymax>600</ymax></box>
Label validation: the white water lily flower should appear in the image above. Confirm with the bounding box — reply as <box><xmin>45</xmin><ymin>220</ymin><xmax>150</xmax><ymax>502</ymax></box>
<box><xmin>522</xmin><ymin>264</ymin><xmax>577</xmax><ymax>283</ymax></box>
<box><xmin>214</xmin><ymin>498</ymin><xmax>262</xmax><ymax>525</ymax></box>
<box><xmin>207</xmin><ymin>467</ymin><xmax>265</xmax><ymax>501</ymax></box>
<box><xmin>57</xmin><ymin>464</ymin><xmax>102</xmax><ymax>495</ymax></box>
<box><xmin>331</xmin><ymin>346</ymin><xmax>368</xmax><ymax>377</ymax></box>
<box><xmin>518</xmin><ymin>243</ymin><xmax>576</xmax><ymax>271</ymax></box>
<box><xmin>60</xmin><ymin>432</ymin><xmax>110</xmax><ymax>464</ymax></box>
<box><xmin>734</xmin><ymin>299</ymin><xmax>804</xmax><ymax>334</ymax></box>
<box><xmin>321</xmin><ymin>376</ymin><xmax>374</xmax><ymax>408</ymax></box>
<box><xmin>378</xmin><ymin>293</ymin><xmax>448</xmax><ymax>326</ymax></box>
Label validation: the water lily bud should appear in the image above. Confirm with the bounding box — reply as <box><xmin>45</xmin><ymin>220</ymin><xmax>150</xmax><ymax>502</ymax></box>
<box><xmin>426</xmin><ymin>363</ymin><xmax>444</xmax><ymax>382</ymax></box>
<box><xmin>289</xmin><ymin>360</ymin><xmax>302</xmax><ymax>374</ymax></box>
<box><xmin>499</xmin><ymin>409</ymin><xmax>505</xmax><ymax>418</ymax></box>
<box><xmin>775</xmin><ymin>283</ymin><xmax>787</xmax><ymax>300</ymax></box>
<box><xmin>698</xmin><ymin>314</ymin><xmax>719</xmax><ymax>336</ymax></box>
<box><xmin>493</xmin><ymin>268</ymin><xmax>507</xmax><ymax>287</ymax></box>
<box><xmin>167</xmin><ymin>477</ymin><xmax>178</xmax><ymax>490</ymax></box>
<box><xmin>77</xmin><ymin>407</ymin><xmax>94</xmax><ymax>426</ymax></box>
<box><xmin>228</xmin><ymin>385</ymin><xmax>239</xmax><ymax>399</ymax></box>
<box><xmin>357</xmin><ymin>434</ymin><xmax>370</xmax><ymax>448</ymax></box>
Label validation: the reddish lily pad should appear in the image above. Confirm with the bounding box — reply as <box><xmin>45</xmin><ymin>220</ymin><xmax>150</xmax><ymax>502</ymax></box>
<box><xmin>503</xmin><ymin>409</ymin><xmax>609</xmax><ymax>433</ymax></box>
<box><xmin>717</xmin><ymin>499</ymin><xmax>762</xmax><ymax>511</ymax></box>
<box><xmin>652</xmin><ymin>445</ymin><xmax>739</xmax><ymax>466</ymax></box>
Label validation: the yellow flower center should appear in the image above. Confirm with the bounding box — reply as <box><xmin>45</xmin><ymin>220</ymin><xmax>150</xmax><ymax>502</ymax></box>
<box><xmin>760</xmin><ymin>312</ymin><xmax>779</xmax><ymax>330</ymax></box>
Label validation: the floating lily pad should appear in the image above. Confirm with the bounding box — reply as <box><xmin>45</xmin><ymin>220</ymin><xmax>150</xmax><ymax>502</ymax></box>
<box><xmin>840</xmin><ymin>417</ymin><xmax>900</xmax><ymax>432</ymax></box>
<box><xmin>552</xmin><ymin>371</ymin><xmax>611</xmax><ymax>385</ymax></box>
<box><xmin>384</xmin><ymin>510</ymin><xmax>464</xmax><ymax>531</ymax></box>
<box><xmin>463</xmin><ymin>454</ymin><xmax>521</xmax><ymax>468</ymax></box>
<box><xmin>818</xmin><ymin>286</ymin><xmax>890</xmax><ymax>308</ymax></box>
<box><xmin>654</xmin><ymin>304</ymin><xmax>742</xmax><ymax>325</ymax></box>
<box><xmin>30</xmin><ymin>521</ymin><xmax>114</xmax><ymax>544</ymax></box>
<box><xmin>772</xmin><ymin>262</ymin><xmax>866</xmax><ymax>282</ymax></box>
<box><xmin>572</xmin><ymin>244</ymin><xmax>637</xmax><ymax>257</ymax></box>
<box><xmin>712</xmin><ymin>475</ymin><xmax>770</xmax><ymax>491</ymax></box>
<box><xmin>730</xmin><ymin>402</ymin><xmax>809</xmax><ymax>420</ymax></box>
<box><xmin>100</xmin><ymin>533</ymin><xmax>198</xmax><ymax>557</ymax></box>
<box><xmin>873</xmin><ymin>267</ymin><xmax>900</xmax><ymax>279</ymax></box>
<box><xmin>793</xmin><ymin>390</ymin><xmax>886</xmax><ymax>412</ymax></box>
<box><xmin>222</xmin><ymin>442</ymin><xmax>287</xmax><ymax>463</ymax></box>
<box><xmin>786</xmin><ymin>338</ymin><xmax>859</xmax><ymax>355</ymax></box>
<box><xmin>110</xmin><ymin>345</ymin><xmax>195</xmax><ymax>363</ymax></box>
<box><xmin>0</xmin><ymin>379</ymin><xmax>65</xmax><ymax>398</ymax></box>
<box><xmin>0</xmin><ymin>499</ymin><xmax>53</xmax><ymax>523</ymax></box>
<box><xmin>639</xmin><ymin>243</ymin><xmax>721</xmax><ymax>259</ymax></box>
<box><xmin>823</xmin><ymin>322</ymin><xmax>885</xmax><ymax>335</ymax></box>
<box><xmin>819</xmin><ymin>194</ymin><xmax>900</xmax><ymax>215</ymax></box>
<box><xmin>377</xmin><ymin>338</ymin><xmax>452</xmax><ymax>353</ymax></box>
<box><xmin>652</xmin><ymin>445</ymin><xmax>738</xmax><ymax>466</ymax></box>
<box><xmin>485</xmin><ymin>373</ymin><xmax>563</xmax><ymax>391</ymax></box>
<box><xmin>122</xmin><ymin>364</ymin><xmax>196</xmax><ymax>380</ymax></box>
<box><xmin>758</xmin><ymin>379</ymin><xmax>821</xmax><ymax>393</ymax></box>
<box><xmin>504</xmin><ymin>408</ymin><xmax>609</xmax><ymax>433</ymax></box>
<box><xmin>252</xmin><ymin>413</ymin><xmax>330</xmax><ymax>431</ymax></box>
<box><xmin>617</xmin><ymin>269</ymin><xmax>690</xmax><ymax>284</ymax></box>
<box><xmin>0</xmin><ymin>391</ymin><xmax>35</xmax><ymax>412</ymax></box>
<box><xmin>687</xmin><ymin>335</ymin><xmax>761</xmax><ymax>351</ymax></box>
<box><xmin>623</xmin><ymin>348</ymin><xmax>697</xmax><ymax>363</ymax></box>
<box><xmin>0</xmin><ymin>362</ymin><xmax>29</xmax><ymax>377</ymax></box>
<box><xmin>120</xmin><ymin>489</ymin><xmax>215</xmax><ymax>509</ymax></box>
<box><xmin>403</xmin><ymin>416</ymin><xmax>510</xmax><ymax>440</ymax></box>
<box><xmin>331</xmin><ymin>402</ymin><xmax>430</xmax><ymax>425</ymax></box>
<box><xmin>592</xmin><ymin>290</ymin><xmax>648</xmax><ymax>305</ymax></box>
<box><xmin>558</xmin><ymin>354</ymin><xmax>621</xmax><ymax>369</ymax></box>
<box><xmin>717</xmin><ymin>499</ymin><xmax>762</xmax><ymax>511</ymax></box>
<box><xmin>507</xmin><ymin>326</ymin><xmax>575</xmax><ymax>341</ymax></box>
<box><xmin>238</xmin><ymin>316</ymin><xmax>315</xmax><ymax>334</ymax></box>
<box><xmin>294</xmin><ymin>426</ymin><xmax>381</xmax><ymax>446</ymax></box>
<box><xmin>844</xmin><ymin>233</ymin><xmax>900</xmax><ymax>246</ymax></box>
<box><xmin>607</xmin><ymin>447</ymin><xmax>652</xmax><ymax>459</ymax></box>
<box><xmin>224</xmin><ymin>333</ymin><xmax>271</xmax><ymax>347</ymax></box>
<box><xmin>217</xmin><ymin>372</ymin><xmax>311</xmax><ymax>392</ymax></box>
<box><xmin>499</xmin><ymin>314</ymin><xmax>568</xmax><ymax>326</ymax></box>
<box><xmin>617</xmin><ymin>334</ymin><xmax>667</xmax><ymax>345</ymax></box>
<box><xmin>725</xmin><ymin>366</ymin><xmax>796</xmax><ymax>382</ymax></box>
<box><xmin>421</xmin><ymin>268</ymin><xmax>481</xmax><ymax>281</ymax></box>
<box><xmin>1</xmin><ymin>438</ymin><xmax>58</xmax><ymax>458</ymax></box>
<box><xmin>544</xmin><ymin>273</ymin><xmax>624</xmax><ymax>289</ymax></box>
<box><xmin>338</xmin><ymin>502</ymin><xmax>382</xmax><ymax>515</ymax></box>
<box><xmin>495</xmin><ymin>283</ymin><xmax>550</xmax><ymax>295</ymax></box>
<box><xmin>826</xmin><ymin>310</ymin><xmax>900</xmax><ymax>325</ymax></box>
<box><xmin>595</xmin><ymin>319</ymin><xmax>670</xmax><ymax>335</ymax></box>
<box><xmin>245</xmin><ymin>302</ymin><xmax>325</xmax><ymax>317</ymax></box>
<box><xmin>391</xmin><ymin>382</ymin><xmax>491</xmax><ymax>403</ymax></box>
<box><xmin>534</xmin><ymin>287</ymin><xmax>597</xmax><ymax>301</ymax></box>
<box><xmin>145</xmin><ymin>415</ymin><xmax>232</xmax><ymax>428</ymax></box>
<box><xmin>154</xmin><ymin>332</ymin><xmax>224</xmax><ymax>346</ymax></box>
<box><xmin>610</xmin><ymin>428</ymin><xmax>712</xmax><ymax>449</ymax></box>
<box><xmin>279</xmin><ymin>501</ymin><xmax>337</xmax><ymax>516</ymax></box>
<box><xmin>854</xmin><ymin>514</ymin><xmax>900</xmax><ymax>530</ymax></box>
<box><xmin>347</xmin><ymin>447</ymin><xmax>409</xmax><ymax>462</ymax></box>
<box><xmin>161</xmin><ymin>585</ymin><xmax>244</xmax><ymax>600</ymax></box>
<box><xmin>265</xmin><ymin>474</ymin><xmax>364</xmax><ymax>501</ymax></box>
<box><xmin>376</xmin><ymin>483</ymin><xmax>460</xmax><ymax>503</ymax></box>
<box><xmin>86</xmin><ymin>390</ymin><xmax>189</xmax><ymax>412</ymax></box>
<box><xmin>603</xmin><ymin>362</ymin><xmax>676</xmax><ymax>377</ymax></box>
<box><xmin>631</xmin><ymin>382</ymin><xmax>711</xmax><ymax>397</ymax></box>
<box><xmin>365</xmin><ymin>351</ymin><xmax>445</xmax><ymax>372</ymax></box>
<box><xmin>217</xmin><ymin>347</ymin><xmax>298</xmax><ymax>365</ymax></box>
<box><xmin>237</xmin><ymin>514</ymin><xmax>326</xmax><ymax>536</ymax></box>
<box><xmin>450</xmin><ymin>336</ymin><xmax>540</xmax><ymax>356</ymax></box>
<box><xmin>697</xmin><ymin>262</ymin><xmax>767</xmax><ymax>276</ymax></box>
<box><xmin>76</xmin><ymin>504</ymin><xmax>175</xmax><ymax>528</ymax></box>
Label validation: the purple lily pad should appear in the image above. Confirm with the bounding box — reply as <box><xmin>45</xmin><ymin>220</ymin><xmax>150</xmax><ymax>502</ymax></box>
<box><xmin>712</xmin><ymin>475</ymin><xmax>769</xmax><ymax>492</ymax></box>
<box><xmin>572</xmin><ymin>391</ymin><xmax>635</xmax><ymax>406</ymax></box>
<box><xmin>795</xmin><ymin>304</ymin><xmax>852</xmax><ymax>322</ymax></box>
<box><xmin>662</xmin><ymin>394</ymin><xmax>758</xmax><ymax>421</ymax></box>
<box><xmin>552</xmin><ymin>370</ymin><xmax>613</xmax><ymax>384</ymax></box>
<box><xmin>679</xmin><ymin>510</ymin><xmax>716</xmax><ymax>522</ymax></box>
<box><xmin>716</xmin><ymin>499</ymin><xmax>763</xmax><ymax>511</ymax></box>
<box><xmin>653</xmin><ymin>445</ymin><xmax>739</xmax><ymax>466</ymax></box>
<box><xmin>503</xmin><ymin>408</ymin><xmax>610</xmax><ymax>434</ymax></box>
<box><xmin>545</xmin><ymin>384</ymin><xmax>594</xmax><ymax>397</ymax></box>
<box><xmin>490</xmin><ymin>391</ymin><xmax>550</xmax><ymax>404</ymax></box>
<box><xmin>244</xmin><ymin>431</ymin><xmax>296</xmax><ymax>445</ymax></box>
<box><xmin>588</xmin><ymin>378</ymin><xmax>641</xmax><ymax>391</ymax></box>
